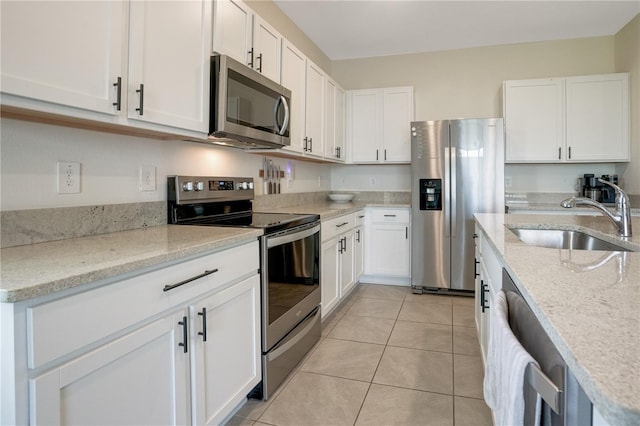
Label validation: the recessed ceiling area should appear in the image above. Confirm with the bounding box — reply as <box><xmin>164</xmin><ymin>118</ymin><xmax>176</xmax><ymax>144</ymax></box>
<box><xmin>274</xmin><ymin>1</ymin><xmax>640</xmax><ymax>60</ymax></box>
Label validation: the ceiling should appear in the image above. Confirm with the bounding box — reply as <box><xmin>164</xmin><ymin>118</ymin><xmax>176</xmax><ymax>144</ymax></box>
<box><xmin>274</xmin><ymin>0</ymin><xmax>640</xmax><ymax>60</ymax></box>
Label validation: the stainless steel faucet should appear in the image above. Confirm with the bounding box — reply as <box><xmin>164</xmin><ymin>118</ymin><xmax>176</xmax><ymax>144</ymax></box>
<box><xmin>561</xmin><ymin>178</ymin><xmax>632</xmax><ymax>237</ymax></box>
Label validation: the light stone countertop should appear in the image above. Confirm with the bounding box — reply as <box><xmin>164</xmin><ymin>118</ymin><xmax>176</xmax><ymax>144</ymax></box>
<box><xmin>257</xmin><ymin>201</ymin><xmax>410</xmax><ymax>220</ymax></box>
<box><xmin>0</xmin><ymin>225</ymin><xmax>262</xmax><ymax>303</ymax></box>
<box><xmin>474</xmin><ymin>213</ymin><xmax>640</xmax><ymax>425</ymax></box>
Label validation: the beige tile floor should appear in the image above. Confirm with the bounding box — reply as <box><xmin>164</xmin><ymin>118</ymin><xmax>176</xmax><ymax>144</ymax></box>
<box><xmin>227</xmin><ymin>283</ymin><xmax>493</xmax><ymax>426</ymax></box>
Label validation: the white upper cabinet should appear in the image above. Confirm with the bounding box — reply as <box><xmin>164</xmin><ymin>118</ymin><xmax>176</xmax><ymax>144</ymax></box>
<box><xmin>212</xmin><ymin>0</ymin><xmax>253</xmax><ymax>65</ymax></box>
<box><xmin>565</xmin><ymin>74</ymin><xmax>630</xmax><ymax>162</ymax></box>
<box><xmin>281</xmin><ymin>40</ymin><xmax>307</xmax><ymax>154</ymax></box>
<box><xmin>212</xmin><ymin>0</ymin><xmax>282</xmax><ymax>83</ymax></box>
<box><xmin>128</xmin><ymin>0</ymin><xmax>211</xmax><ymax>132</ymax></box>
<box><xmin>280</xmin><ymin>40</ymin><xmax>330</xmax><ymax>159</ymax></box>
<box><xmin>252</xmin><ymin>15</ymin><xmax>282</xmax><ymax>83</ymax></box>
<box><xmin>504</xmin><ymin>73</ymin><xmax>630</xmax><ymax>163</ymax></box>
<box><xmin>305</xmin><ymin>59</ymin><xmax>325</xmax><ymax>158</ymax></box>
<box><xmin>324</xmin><ymin>77</ymin><xmax>346</xmax><ymax>162</ymax></box>
<box><xmin>348</xmin><ymin>87</ymin><xmax>414</xmax><ymax>163</ymax></box>
<box><xmin>1</xmin><ymin>1</ymin><xmax>126</xmax><ymax>116</ymax></box>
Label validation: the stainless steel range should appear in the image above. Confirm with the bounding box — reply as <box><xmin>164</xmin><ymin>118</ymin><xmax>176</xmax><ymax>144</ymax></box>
<box><xmin>168</xmin><ymin>176</ymin><xmax>321</xmax><ymax>400</ymax></box>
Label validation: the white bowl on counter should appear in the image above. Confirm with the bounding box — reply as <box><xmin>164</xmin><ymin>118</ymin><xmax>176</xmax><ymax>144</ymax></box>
<box><xmin>328</xmin><ymin>193</ymin><xmax>355</xmax><ymax>203</ymax></box>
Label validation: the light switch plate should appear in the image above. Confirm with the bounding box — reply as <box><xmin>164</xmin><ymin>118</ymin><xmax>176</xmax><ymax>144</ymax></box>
<box><xmin>139</xmin><ymin>165</ymin><xmax>156</xmax><ymax>191</ymax></box>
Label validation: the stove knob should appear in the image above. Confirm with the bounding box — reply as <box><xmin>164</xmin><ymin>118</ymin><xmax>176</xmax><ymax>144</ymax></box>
<box><xmin>248</xmin><ymin>182</ymin><xmax>254</xmax><ymax>189</ymax></box>
<box><xmin>182</xmin><ymin>181</ymin><xmax>194</xmax><ymax>191</ymax></box>
<box><xmin>194</xmin><ymin>181</ymin><xmax>204</xmax><ymax>191</ymax></box>
<box><xmin>241</xmin><ymin>182</ymin><xmax>248</xmax><ymax>190</ymax></box>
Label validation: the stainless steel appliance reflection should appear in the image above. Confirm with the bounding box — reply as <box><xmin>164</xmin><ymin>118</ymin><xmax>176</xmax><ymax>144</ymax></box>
<box><xmin>168</xmin><ymin>176</ymin><xmax>320</xmax><ymax>400</ymax></box>
<box><xmin>410</xmin><ymin>119</ymin><xmax>504</xmax><ymax>294</ymax></box>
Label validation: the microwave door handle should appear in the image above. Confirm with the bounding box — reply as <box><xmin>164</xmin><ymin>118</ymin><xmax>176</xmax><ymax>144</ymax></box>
<box><xmin>274</xmin><ymin>95</ymin><xmax>289</xmax><ymax>136</ymax></box>
<box><xmin>280</xmin><ymin>96</ymin><xmax>290</xmax><ymax>136</ymax></box>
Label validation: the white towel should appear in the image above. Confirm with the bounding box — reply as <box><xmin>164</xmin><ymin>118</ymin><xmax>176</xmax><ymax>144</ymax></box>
<box><xmin>483</xmin><ymin>290</ymin><xmax>541</xmax><ymax>426</ymax></box>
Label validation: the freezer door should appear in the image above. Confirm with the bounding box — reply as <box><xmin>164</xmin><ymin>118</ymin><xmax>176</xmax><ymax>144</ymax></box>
<box><xmin>410</xmin><ymin>120</ymin><xmax>450</xmax><ymax>290</ymax></box>
<box><xmin>449</xmin><ymin>119</ymin><xmax>504</xmax><ymax>291</ymax></box>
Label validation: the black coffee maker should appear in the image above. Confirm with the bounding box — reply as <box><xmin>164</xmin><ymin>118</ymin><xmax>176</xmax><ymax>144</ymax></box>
<box><xmin>581</xmin><ymin>174</ymin><xmax>601</xmax><ymax>201</ymax></box>
<box><xmin>600</xmin><ymin>175</ymin><xmax>618</xmax><ymax>204</ymax></box>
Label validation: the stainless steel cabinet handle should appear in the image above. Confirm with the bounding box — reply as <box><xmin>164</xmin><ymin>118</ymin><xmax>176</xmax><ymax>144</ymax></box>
<box><xmin>481</xmin><ymin>283</ymin><xmax>490</xmax><ymax>313</ymax></box>
<box><xmin>336</xmin><ymin>222</ymin><xmax>349</xmax><ymax>228</ymax></box>
<box><xmin>384</xmin><ymin>214</ymin><xmax>396</xmax><ymax>217</ymax></box>
<box><xmin>178</xmin><ymin>316</ymin><xmax>188</xmax><ymax>353</ymax></box>
<box><xmin>356</xmin><ymin>229</ymin><xmax>361</xmax><ymax>242</ymax></box>
<box><xmin>303</xmin><ymin>137</ymin><xmax>309</xmax><ymax>152</ymax></box>
<box><xmin>558</xmin><ymin>147</ymin><xmax>561</xmax><ymax>160</ymax></box>
<box><xmin>342</xmin><ymin>237</ymin><xmax>347</xmax><ymax>252</ymax></box>
<box><xmin>163</xmin><ymin>268</ymin><xmax>219</xmax><ymax>292</ymax></box>
<box><xmin>384</xmin><ymin>149</ymin><xmax>387</xmax><ymax>161</ymax></box>
<box><xmin>376</xmin><ymin>149</ymin><xmax>379</xmax><ymax>161</ymax></box>
<box><xmin>568</xmin><ymin>146</ymin><xmax>572</xmax><ymax>159</ymax></box>
<box><xmin>112</xmin><ymin>77</ymin><xmax>122</xmax><ymax>111</ymax></box>
<box><xmin>197</xmin><ymin>307</ymin><xmax>207</xmax><ymax>342</ymax></box>
<box><xmin>309</xmin><ymin>137</ymin><xmax>313</xmax><ymax>152</ymax></box>
<box><xmin>474</xmin><ymin>259</ymin><xmax>480</xmax><ymax>278</ymax></box>
<box><xmin>480</xmin><ymin>281</ymin><xmax>485</xmax><ymax>311</ymax></box>
<box><xmin>257</xmin><ymin>53</ymin><xmax>263</xmax><ymax>72</ymax></box>
<box><xmin>405</xmin><ymin>227</ymin><xmax>408</xmax><ymax>239</ymax></box>
<box><xmin>135</xmin><ymin>84</ymin><xmax>144</xmax><ymax>115</ymax></box>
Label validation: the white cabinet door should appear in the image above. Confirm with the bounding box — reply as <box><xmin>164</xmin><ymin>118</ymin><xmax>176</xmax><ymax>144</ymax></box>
<box><xmin>350</xmin><ymin>89</ymin><xmax>380</xmax><ymax>163</ymax></box>
<box><xmin>324</xmin><ymin>78</ymin><xmax>337</xmax><ymax>159</ymax></box>
<box><xmin>281</xmin><ymin>40</ymin><xmax>306</xmax><ymax>154</ymax></box>
<box><xmin>335</xmin><ymin>85</ymin><xmax>347</xmax><ymax>162</ymax></box>
<box><xmin>382</xmin><ymin>87</ymin><xmax>413</xmax><ymax>163</ymax></box>
<box><xmin>566</xmin><ymin>74</ymin><xmax>630</xmax><ymax>161</ymax></box>
<box><xmin>30</xmin><ymin>313</ymin><xmax>190</xmax><ymax>425</ymax></box>
<box><xmin>212</xmin><ymin>0</ymin><xmax>253</xmax><ymax>65</ymax></box>
<box><xmin>128</xmin><ymin>0</ymin><xmax>211</xmax><ymax>132</ymax></box>
<box><xmin>1</xmin><ymin>1</ymin><xmax>126</xmax><ymax>115</ymax></box>
<box><xmin>354</xmin><ymin>225</ymin><xmax>365</xmax><ymax>281</ymax></box>
<box><xmin>324</xmin><ymin>78</ymin><xmax>346</xmax><ymax>162</ymax></box>
<box><xmin>368</xmin><ymin>224</ymin><xmax>410</xmax><ymax>277</ymax></box>
<box><xmin>321</xmin><ymin>238</ymin><xmax>340</xmax><ymax>318</ymax></box>
<box><xmin>305</xmin><ymin>60</ymin><xmax>325</xmax><ymax>157</ymax></box>
<box><xmin>504</xmin><ymin>78</ymin><xmax>565</xmax><ymax>162</ymax></box>
<box><xmin>340</xmin><ymin>230</ymin><xmax>356</xmax><ymax>296</ymax></box>
<box><xmin>191</xmin><ymin>275</ymin><xmax>261</xmax><ymax>426</ymax></box>
<box><xmin>252</xmin><ymin>15</ymin><xmax>282</xmax><ymax>83</ymax></box>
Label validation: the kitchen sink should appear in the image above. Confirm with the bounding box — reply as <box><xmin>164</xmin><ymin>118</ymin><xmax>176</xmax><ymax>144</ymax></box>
<box><xmin>508</xmin><ymin>228</ymin><xmax>631</xmax><ymax>252</ymax></box>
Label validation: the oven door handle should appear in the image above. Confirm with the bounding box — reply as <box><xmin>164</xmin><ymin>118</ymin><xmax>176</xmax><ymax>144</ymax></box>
<box><xmin>266</xmin><ymin>307</ymin><xmax>320</xmax><ymax>362</ymax></box>
<box><xmin>267</xmin><ymin>223</ymin><xmax>320</xmax><ymax>248</ymax></box>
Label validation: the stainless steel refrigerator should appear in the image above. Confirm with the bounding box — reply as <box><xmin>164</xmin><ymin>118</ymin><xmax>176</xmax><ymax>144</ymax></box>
<box><xmin>410</xmin><ymin>119</ymin><xmax>504</xmax><ymax>294</ymax></box>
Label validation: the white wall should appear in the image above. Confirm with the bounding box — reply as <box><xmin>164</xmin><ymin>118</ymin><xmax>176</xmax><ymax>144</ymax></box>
<box><xmin>331</xmin><ymin>164</ymin><xmax>410</xmax><ymax>192</ymax></box>
<box><xmin>0</xmin><ymin>119</ymin><xmax>331</xmax><ymax>211</ymax></box>
<box><xmin>504</xmin><ymin>164</ymin><xmax>618</xmax><ymax>194</ymax></box>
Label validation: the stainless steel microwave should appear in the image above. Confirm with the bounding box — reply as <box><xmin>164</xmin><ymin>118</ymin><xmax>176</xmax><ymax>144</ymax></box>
<box><xmin>209</xmin><ymin>55</ymin><xmax>291</xmax><ymax>149</ymax></box>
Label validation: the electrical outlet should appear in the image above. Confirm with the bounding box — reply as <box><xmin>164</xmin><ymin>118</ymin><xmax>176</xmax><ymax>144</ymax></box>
<box><xmin>57</xmin><ymin>161</ymin><xmax>80</xmax><ymax>194</ymax></box>
<box><xmin>370</xmin><ymin>177</ymin><xmax>376</xmax><ymax>186</ymax></box>
<box><xmin>505</xmin><ymin>176</ymin><xmax>512</xmax><ymax>188</ymax></box>
<box><xmin>139</xmin><ymin>165</ymin><xmax>156</xmax><ymax>191</ymax></box>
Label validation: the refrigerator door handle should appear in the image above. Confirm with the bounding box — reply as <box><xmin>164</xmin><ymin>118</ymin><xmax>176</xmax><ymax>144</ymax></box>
<box><xmin>444</xmin><ymin>146</ymin><xmax>451</xmax><ymax>237</ymax></box>
<box><xmin>451</xmin><ymin>146</ymin><xmax>457</xmax><ymax>238</ymax></box>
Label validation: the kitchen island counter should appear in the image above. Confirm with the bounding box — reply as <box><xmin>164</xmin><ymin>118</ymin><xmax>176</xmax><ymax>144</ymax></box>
<box><xmin>474</xmin><ymin>213</ymin><xmax>640</xmax><ymax>426</ymax></box>
<box><xmin>0</xmin><ymin>225</ymin><xmax>262</xmax><ymax>303</ymax></box>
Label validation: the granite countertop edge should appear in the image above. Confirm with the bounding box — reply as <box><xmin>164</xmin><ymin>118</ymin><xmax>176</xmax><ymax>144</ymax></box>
<box><xmin>0</xmin><ymin>225</ymin><xmax>263</xmax><ymax>303</ymax></box>
<box><xmin>474</xmin><ymin>213</ymin><xmax>640</xmax><ymax>425</ymax></box>
<box><xmin>256</xmin><ymin>201</ymin><xmax>411</xmax><ymax>220</ymax></box>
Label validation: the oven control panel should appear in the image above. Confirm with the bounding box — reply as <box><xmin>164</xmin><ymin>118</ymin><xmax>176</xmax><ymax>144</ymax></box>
<box><xmin>168</xmin><ymin>176</ymin><xmax>254</xmax><ymax>203</ymax></box>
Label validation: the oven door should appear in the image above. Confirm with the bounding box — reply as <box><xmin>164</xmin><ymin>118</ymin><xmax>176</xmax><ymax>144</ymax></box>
<box><xmin>262</xmin><ymin>222</ymin><xmax>321</xmax><ymax>351</ymax></box>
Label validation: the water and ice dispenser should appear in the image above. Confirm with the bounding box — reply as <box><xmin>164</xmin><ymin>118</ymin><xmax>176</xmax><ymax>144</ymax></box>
<box><xmin>419</xmin><ymin>179</ymin><xmax>442</xmax><ymax>210</ymax></box>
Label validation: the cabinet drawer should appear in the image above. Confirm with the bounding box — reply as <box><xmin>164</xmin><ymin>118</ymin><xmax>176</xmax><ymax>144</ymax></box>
<box><xmin>322</xmin><ymin>213</ymin><xmax>355</xmax><ymax>242</ymax></box>
<box><xmin>355</xmin><ymin>210</ymin><xmax>366</xmax><ymax>226</ymax></box>
<box><xmin>370</xmin><ymin>208</ymin><xmax>410</xmax><ymax>223</ymax></box>
<box><xmin>27</xmin><ymin>241</ymin><xmax>259</xmax><ymax>369</ymax></box>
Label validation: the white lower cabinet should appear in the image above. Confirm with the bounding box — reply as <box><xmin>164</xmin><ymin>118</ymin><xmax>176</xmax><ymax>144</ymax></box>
<box><xmin>191</xmin><ymin>275</ymin><xmax>261</xmax><ymax>426</ymax></box>
<box><xmin>362</xmin><ymin>207</ymin><xmax>410</xmax><ymax>285</ymax></box>
<box><xmin>320</xmin><ymin>211</ymin><xmax>360</xmax><ymax>318</ymax></box>
<box><xmin>474</xmin><ymin>222</ymin><xmax>502</xmax><ymax>366</ymax></box>
<box><xmin>3</xmin><ymin>241</ymin><xmax>261</xmax><ymax>425</ymax></box>
<box><xmin>30</xmin><ymin>311</ymin><xmax>191</xmax><ymax>425</ymax></box>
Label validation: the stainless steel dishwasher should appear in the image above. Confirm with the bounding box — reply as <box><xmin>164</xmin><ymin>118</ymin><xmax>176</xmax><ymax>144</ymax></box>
<box><xmin>502</xmin><ymin>269</ymin><xmax>592</xmax><ymax>426</ymax></box>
